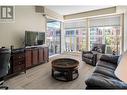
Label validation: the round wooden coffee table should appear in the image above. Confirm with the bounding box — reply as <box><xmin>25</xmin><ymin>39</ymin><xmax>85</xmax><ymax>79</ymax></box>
<box><xmin>51</xmin><ymin>58</ymin><xmax>79</xmax><ymax>82</ymax></box>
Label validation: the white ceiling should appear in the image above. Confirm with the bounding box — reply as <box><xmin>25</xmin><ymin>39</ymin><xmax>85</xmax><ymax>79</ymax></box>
<box><xmin>46</xmin><ymin>6</ymin><xmax>113</xmax><ymax>15</ymax></box>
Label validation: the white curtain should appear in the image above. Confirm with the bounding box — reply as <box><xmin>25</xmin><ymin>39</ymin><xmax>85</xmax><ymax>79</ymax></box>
<box><xmin>89</xmin><ymin>15</ymin><xmax>120</xmax><ymax>27</ymax></box>
<box><xmin>64</xmin><ymin>19</ymin><xmax>87</xmax><ymax>29</ymax></box>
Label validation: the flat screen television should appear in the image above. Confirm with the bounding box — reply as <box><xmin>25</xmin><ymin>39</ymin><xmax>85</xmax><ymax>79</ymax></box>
<box><xmin>25</xmin><ymin>31</ymin><xmax>45</xmax><ymax>46</ymax></box>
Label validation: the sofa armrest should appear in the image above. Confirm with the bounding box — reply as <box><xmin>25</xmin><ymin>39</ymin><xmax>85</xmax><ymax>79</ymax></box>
<box><xmin>100</xmin><ymin>54</ymin><xmax>119</xmax><ymax>64</ymax></box>
<box><xmin>82</xmin><ymin>51</ymin><xmax>92</xmax><ymax>58</ymax></box>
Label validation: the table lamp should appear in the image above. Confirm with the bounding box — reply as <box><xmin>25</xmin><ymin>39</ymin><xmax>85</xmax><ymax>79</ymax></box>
<box><xmin>115</xmin><ymin>50</ymin><xmax>127</xmax><ymax>83</ymax></box>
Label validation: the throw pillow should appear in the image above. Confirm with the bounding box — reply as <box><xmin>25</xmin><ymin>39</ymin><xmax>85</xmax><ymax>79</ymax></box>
<box><xmin>96</xmin><ymin>48</ymin><xmax>102</xmax><ymax>53</ymax></box>
<box><xmin>92</xmin><ymin>46</ymin><xmax>98</xmax><ymax>51</ymax></box>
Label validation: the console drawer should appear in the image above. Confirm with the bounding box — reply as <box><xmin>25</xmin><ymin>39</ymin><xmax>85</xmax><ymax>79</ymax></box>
<box><xmin>13</xmin><ymin>64</ymin><xmax>25</xmax><ymax>73</ymax></box>
<box><xmin>13</xmin><ymin>60</ymin><xmax>25</xmax><ymax>66</ymax></box>
<box><xmin>12</xmin><ymin>53</ymin><xmax>25</xmax><ymax>60</ymax></box>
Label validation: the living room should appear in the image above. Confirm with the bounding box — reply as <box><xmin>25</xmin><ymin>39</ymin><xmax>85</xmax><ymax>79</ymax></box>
<box><xmin>0</xmin><ymin>5</ymin><xmax>127</xmax><ymax>91</ymax></box>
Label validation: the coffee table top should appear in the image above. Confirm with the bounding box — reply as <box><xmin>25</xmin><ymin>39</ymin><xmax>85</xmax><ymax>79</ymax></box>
<box><xmin>51</xmin><ymin>58</ymin><xmax>79</xmax><ymax>69</ymax></box>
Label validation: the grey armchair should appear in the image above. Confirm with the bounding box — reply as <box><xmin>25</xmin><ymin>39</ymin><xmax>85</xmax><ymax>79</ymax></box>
<box><xmin>0</xmin><ymin>48</ymin><xmax>11</xmax><ymax>89</ymax></box>
<box><xmin>82</xmin><ymin>44</ymin><xmax>106</xmax><ymax>66</ymax></box>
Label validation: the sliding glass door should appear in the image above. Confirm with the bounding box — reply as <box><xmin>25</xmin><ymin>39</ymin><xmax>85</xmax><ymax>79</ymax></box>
<box><xmin>46</xmin><ymin>20</ymin><xmax>61</xmax><ymax>56</ymax></box>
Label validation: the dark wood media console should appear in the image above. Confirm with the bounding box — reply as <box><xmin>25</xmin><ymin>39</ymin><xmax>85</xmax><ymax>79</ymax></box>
<box><xmin>25</xmin><ymin>46</ymin><xmax>49</xmax><ymax>69</ymax></box>
<box><xmin>8</xmin><ymin>46</ymin><xmax>49</xmax><ymax>77</ymax></box>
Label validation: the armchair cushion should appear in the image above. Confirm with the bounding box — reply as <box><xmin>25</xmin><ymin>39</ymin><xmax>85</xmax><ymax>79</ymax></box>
<box><xmin>92</xmin><ymin>46</ymin><xmax>102</xmax><ymax>53</ymax></box>
<box><xmin>82</xmin><ymin>53</ymin><xmax>94</xmax><ymax>59</ymax></box>
<box><xmin>92</xmin><ymin>44</ymin><xmax>106</xmax><ymax>53</ymax></box>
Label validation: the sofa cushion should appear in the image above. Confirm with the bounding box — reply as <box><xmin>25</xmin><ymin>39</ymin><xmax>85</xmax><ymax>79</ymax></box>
<box><xmin>85</xmin><ymin>74</ymin><xmax>114</xmax><ymax>89</ymax></box>
<box><xmin>96</xmin><ymin>60</ymin><xmax>117</xmax><ymax>70</ymax></box>
<box><xmin>100</xmin><ymin>54</ymin><xmax>119</xmax><ymax>64</ymax></box>
<box><xmin>83</xmin><ymin>57</ymin><xmax>92</xmax><ymax>63</ymax></box>
<box><xmin>94</xmin><ymin>66</ymin><xmax>118</xmax><ymax>79</ymax></box>
<box><xmin>85</xmin><ymin>73</ymin><xmax>127</xmax><ymax>89</ymax></box>
<box><xmin>85</xmin><ymin>54</ymin><xmax>127</xmax><ymax>89</ymax></box>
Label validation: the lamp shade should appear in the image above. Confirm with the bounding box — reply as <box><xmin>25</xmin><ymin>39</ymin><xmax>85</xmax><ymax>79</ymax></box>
<box><xmin>115</xmin><ymin>50</ymin><xmax>127</xmax><ymax>83</ymax></box>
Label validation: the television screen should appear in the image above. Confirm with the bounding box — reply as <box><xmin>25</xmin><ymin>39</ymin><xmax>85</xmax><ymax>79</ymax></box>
<box><xmin>25</xmin><ymin>31</ymin><xmax>45</xmax><ymax>46</ymax></box>
<box><xmin>37</xmin><ymin>32</ymin><xmax>45</xmax><ymax>45</ymax></box>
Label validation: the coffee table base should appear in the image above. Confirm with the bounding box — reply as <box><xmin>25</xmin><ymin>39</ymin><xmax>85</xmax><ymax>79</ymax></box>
<box><xmin>52</xmin><ymin>67</ymin><xmax>79</xmax><ymax>82</ymax></box>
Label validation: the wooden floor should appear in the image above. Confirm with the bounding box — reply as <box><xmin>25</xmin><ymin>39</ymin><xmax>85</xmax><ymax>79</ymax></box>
<box><xmin>5</xmin><ymin>53</ymin><xmax>95</xmax><ymax>89</ymax></box>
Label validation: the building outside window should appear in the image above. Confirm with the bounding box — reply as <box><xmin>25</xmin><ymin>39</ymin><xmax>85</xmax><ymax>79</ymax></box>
<box><xmin>64</xmin><ymin>20</ymin><xmax>87</xmax><ymax>52</ymax></box>
<box><xmin>89</xmin><ymin>15</ymin><xmax>122</xmax><ymax>54</ymax></box>
<box><xmin>65</xmin><ymin>28</ymin><xmax>87</xmax><ymax>52</ymax></box>
<box><xmin>64</xmin><ymin>15</ymin><xmax>122</xmax><ymax>55</ymax></box>
<box><xmin>89</xmin><ymin>26</ymin><xmax>121</xmax><ymax>54</ymax></box>
<box><xmin>46</xmin><ymin>20</ymin><xmax>61</xmax><ymax>56</ymax></box>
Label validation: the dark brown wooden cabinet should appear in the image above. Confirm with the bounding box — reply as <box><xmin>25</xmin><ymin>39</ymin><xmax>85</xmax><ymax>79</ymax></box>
<box><xmin>7</xmin><ymin>46</ymin><xmax>49</xmax><ymax>78</ymax></box>
<box><xmin>25</xmin><ymin>46</ymin><xmax>49</xmax><ymax>69</ymax></box>
<box><xmin>25</xmin><ymin>48</ymin><xmax>32</xmax><ymax>68</ymax></box>
<box><xmin>11</xmin><ymin>49</ymin><xmax>26</xmax><ymax>75</ymax></box>
<box><xmin>43</xmin><ymin>47</ymin><xmax>49</xmax><ymax>62</ymax></box>
<box><xmin>38</xmin><ymin>47</ymin><xmax>44</xmax><ymax>63</ymax></box>
<box><xmin>32</xmin><ymin>48</ymin><xmax>38</xmax><ymax>65</ymax></box>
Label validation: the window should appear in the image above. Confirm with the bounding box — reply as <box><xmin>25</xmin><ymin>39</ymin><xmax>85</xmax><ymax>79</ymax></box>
<box><xmin>64</xmin><ymin>20</ymin><xmax>87</xmax><ymax>52</ymax></box>
<box><xmin>104</xmin><ymin>26</ymin><xmax>121</xmax><ymax>54</ymax></box>
<box><xmin>89</xmin><ymin>27</ymin><xmax>103</xmax><ymax>49</ymax></box>
<box><xmin>65</xmin><ymin>28</ymin><xmax>87</xmax><ymax>52</ymax></box>
<box><xmin>64</xmin><ymin>15</ymin><xmax>122</xmax><ymax>55</ymax></box>
<box><xmin>89</xmin><ymin>15</ymin><xmax>122</xmax><ymax>54</ymax></box>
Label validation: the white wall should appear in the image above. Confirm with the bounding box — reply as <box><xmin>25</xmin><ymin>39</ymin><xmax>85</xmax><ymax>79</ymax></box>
<box><xmin>0</xmin><ymin>6</ymin><xmax>46</xmax><ymax>48</ymax></box>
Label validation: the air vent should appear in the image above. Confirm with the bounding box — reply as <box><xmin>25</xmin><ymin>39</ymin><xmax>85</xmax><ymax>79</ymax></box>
<box><xmin>35</xmin><ymin>6</ymin><xmax>45</xmax><ymax>14</ymax></box>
